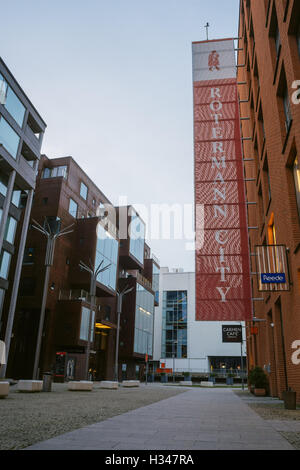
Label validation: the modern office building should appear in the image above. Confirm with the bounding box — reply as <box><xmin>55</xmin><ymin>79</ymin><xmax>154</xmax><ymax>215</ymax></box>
<box><xmin>237</xmin><ymin>0</ymin><xmax>300</xmax><ymax>400</ymax></box>
<box><xmin>2</xmin><ymin>155</ymin><xmax>159</xmax><ymax>381</ymax></box>
<box><xmin>153</xmin><ymin>268</ymin><xmax>246</xmax><ymax>375</ymax></box>
<box><xmin>0</xmin><ymin>58</ymin><xmax>46</xmax><ymax>370</ymax></box>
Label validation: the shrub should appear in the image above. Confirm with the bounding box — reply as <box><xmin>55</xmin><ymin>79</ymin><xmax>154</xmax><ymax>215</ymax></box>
<box><xmin>248</xmin><ymin>367</ymin><xmax>269</xmax><ymax>389</ymax></box>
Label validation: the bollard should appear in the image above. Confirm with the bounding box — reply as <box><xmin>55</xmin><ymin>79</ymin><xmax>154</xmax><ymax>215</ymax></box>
<box><xmin>42</xmin><ymin>372</ymin><xmax>53</xmax><ymax>392</ymax></box>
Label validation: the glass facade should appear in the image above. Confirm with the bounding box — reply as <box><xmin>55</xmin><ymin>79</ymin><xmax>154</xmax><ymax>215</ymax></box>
<box><xmin>95</xmin><ymin>223</ymin><xmax>119</xmax><ymax>291</ymax></box>
<box><xmin>161</xmin><ymin>291</ymin><xmax>188</xmax><ymax>359</ymax></box>
<box><xmin>133</xmin><ymin>283</ymin><xmax>155</xmax><ymax>356</ymax></box>
<box><xmin>80</xmin><ymin>306</ymin><xmax>95</xmax><ymax>342</ymax></box>
<box><xmin>0</xmin><ymin>115</ymin><xmax>20</xmax><ymax>159</ymax></box>
<box><xmin>0</xmin><ymin>73</ymin><xmax>26</xmax><ymax>127</ymax></box>
<box><xmin>129</xmin><ymin>211</ymin><xmax>145</xmax><ymax>265</ymax></box>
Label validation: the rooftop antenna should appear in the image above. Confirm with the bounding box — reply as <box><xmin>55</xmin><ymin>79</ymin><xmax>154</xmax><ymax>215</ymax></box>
<box><xmin>205</xmin><ymin>22</ymin><xmax>210</xmax><ymax>41</ymax></box>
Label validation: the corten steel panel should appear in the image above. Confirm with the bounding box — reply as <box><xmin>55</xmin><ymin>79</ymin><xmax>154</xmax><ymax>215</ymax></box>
<box><xmin>192</xmin><ymin>39</ymin><xmax>252</xmax><ymax>321</ymax></box>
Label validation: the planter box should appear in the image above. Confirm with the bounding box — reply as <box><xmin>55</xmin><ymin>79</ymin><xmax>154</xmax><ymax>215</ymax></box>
<box><xmin>99</xmin><ymin>381</ymin><xmax>119</xmax><ymax>389</ymax></box>
<box><xmin>122</xmin><ymin>380</ymin><xmax>140</xmax><ymax>388</ymax></box>
<box><xmin>68</xmin><ymin>381</ymin><xmax>93</xmax><ymax>391</ymax></box>
<box><xmin>201</xmin><ymin>381</ymin><xmax>214</xmax><ymax>387</ymax></box>
<box><xmin>0</xmin><ymin>382</ymin><xmax>9</xmax><ymax>398</ymax></box>
<box><xmin>254</xmin><ymin>388</ymin><xmax>266</xmax><ymax>396</ymax></box>
<box><xmin>180</xmin><ymin>381</ymin><xmax>193</xmax><ymax>386</ymax></box>
<box><xmin>18</xmin><ymin>380</ymin><xmax>43</xmax><ymax>393</ymax></box>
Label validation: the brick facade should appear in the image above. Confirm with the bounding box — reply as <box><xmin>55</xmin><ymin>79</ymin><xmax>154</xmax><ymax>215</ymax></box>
<box><xmin>238</xmin><ymin>0</ymin><xmax>300</xmax><ymax>401</ymax></box>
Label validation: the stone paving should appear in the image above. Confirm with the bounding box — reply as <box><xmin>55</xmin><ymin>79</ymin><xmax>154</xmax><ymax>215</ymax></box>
<box><xmin>26</xmin><ymin>387</ymin><xmax>294</xmax><ymax>450</ymax></box>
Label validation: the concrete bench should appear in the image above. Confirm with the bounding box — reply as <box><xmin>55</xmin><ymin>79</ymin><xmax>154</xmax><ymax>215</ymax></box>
<box><xmin>18</xmin><ymin>380</ymin><xmax>43</xmax><ymax>392</ymax></box>
<box><xmin>180</xmin><ymin>381</ymin><xmax>193</xmax><ymax>386</ymax></box>
<box><xmin>99</xmin><ymin>381</ymin><xmax>119</xmax><ymax>389</ymax></box>
<box><xmin>68</xmin><ymin>381</ymin><xmax>93</xmax><ymax>391</ymax></box>
<box><xmin>122</xmin><ymin>380</ymin><xmax>140</xmax><ymax>388</ymax></box>
<box><xmin>200</xmin><ymin>381</ymin><xmax>214</xmax><ymax>387</ymax></box>
<box><xmin>0</xmin><ymin>382</ymin><xmax>9</xmax><ymax>398</ymax></box>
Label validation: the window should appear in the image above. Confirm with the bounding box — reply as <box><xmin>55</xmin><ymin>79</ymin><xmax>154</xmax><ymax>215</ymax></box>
<box><xmin>0</xmin><ymin>73</ymin><xmax>26</xmax><ymax>127</ymax></box>
<box><xmin>283</xmin><ymin>86</ymin><xmax>292</xmax><ymax>132</ymax></box>
<box><xmin>42</xmin><ymin>166</ymin><xmax>67</xmax><ymax>179</ymax></box>
<box><xmin>80</xmin><ymin>182</ymin><xmax>88</xmax><ymax>200</ymax></box>
<box><xmin>293</xmin><ymin>156</ymin><xmax>300</xmax><ymax>219</ymax></box>
<box><xmin>0</xmin><ymin>175</ymin><xmax>7</xmax><ymax>197</ymax></box>
<box><xmin>0</xmin><ymin>250</ymin><xmax>11</xmax><ymax>280</ymax></box>
<box><xmin>95</xmin><ymin>223</ymin><xmax>119</xmax><ymax>290</ymax></box>
<box><xmin>68</xmin><ymin>198</ymin><xmax>78</xmax><ymax>218</ymax></box>
<box><xmin>0</xmin><ymin>115</ymin><xmax>20</xmax><ymax>159</ymax></box>
<box><xmin>161</xmin><ymin>291</ymin><xmax>187</xmax><ymax>359</ymax></box>
<box><xmin>23</xmin><ymin>247</ymin><xmax>34</xmax><ymax>264</ymax></box>
<box><xmin>275</xmin><ymin>26</ymin><xmax>281</xmax><ymax>57</ymax></box>
<box><xmin>12</xmin><ymin>189</ymin><xmax>21</xmax><ymax>208</ymax></box>
<box><xmin>4</xmin><ymin>216</ymin><xmax>17</xmax><ymax>244</ymax></box>
<box><xmin>80</xmin><ymin>307</ymin><xmax>95</xmax><ymax>342</ymax></box>
<box><xmin>129</xmin><ymin>210</ymin><xmax>145</xmax><ymax>265</ymax></box>
<box><xmin>133</xmin><ymin>284</ymin><xmax>155</xmax><ymax>356</ymax></box>
<box><xmin>268</xmin><ymin>213</ymin><xmax>277</xmax><ymax>245</ymax></box>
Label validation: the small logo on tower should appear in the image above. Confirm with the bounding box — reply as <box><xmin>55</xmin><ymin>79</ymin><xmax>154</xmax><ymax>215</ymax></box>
<box><xmin>208</xmin><ymin>50</ymin><xmax>220</xmax><ymax>71</ymax></box>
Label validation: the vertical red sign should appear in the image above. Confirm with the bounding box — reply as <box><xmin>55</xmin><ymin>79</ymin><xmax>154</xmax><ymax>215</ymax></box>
<box><xmin>192</xmin><ymin>39</ymin><xmax>252</xmax><ymax>321</ymax></box>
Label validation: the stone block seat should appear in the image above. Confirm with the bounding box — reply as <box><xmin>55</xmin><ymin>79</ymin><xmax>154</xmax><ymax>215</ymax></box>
<box><xmin>18</xmin><ymin>380</ymin><xmax>43</xmax><ymax>392</ymax></box>
<box><xmin>200</xmin><ymin>381</ymin><xmax>214</xmax><ymax>387</ymax></box>
<box><xmin>68</xmin><ymin>381</ymin><xmax>93</xmax><ymax>391</ymax></box>
<box><xmin>121</xmin><ymin>380</ymin><xmax>140</xmax><ymax>388</ymax></box>
<box><xmin>180</xmin><ymin>381</ymin><xmax>193</xmax><ymax>386</ymax></box>
<box><xmin>0</xmin><ymin>382</ymin><xmax>9</xmax><ymax>398</ymax></box>
<box><xmin>99</xmin><ymin>381</ymin><xmax>119</xmax><ymax>389</ymax></box>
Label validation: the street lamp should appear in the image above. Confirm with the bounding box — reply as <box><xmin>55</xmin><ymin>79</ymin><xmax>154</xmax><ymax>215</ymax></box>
<box><xmin>114</xmin><ymin>285</ymin><xmax>134</xmax><ymax>382</ymax></box>
<box><xmin>172</xmin><ymin>340</ymin><xmax>178</xmax><ymax>384</ymax></box>
<box><xmin>31</xmin><ymin>218</ymin><xmax>74</xmax><ymax>380</ymax></box>
<box><xmin>79</xmin><ymin>259</ymin><xmax>111</xmax><ymax>381</ymax></box>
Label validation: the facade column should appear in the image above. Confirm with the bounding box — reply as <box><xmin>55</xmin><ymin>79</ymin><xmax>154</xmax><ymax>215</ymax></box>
<box><xmin>0</xmin><ymin>189</ymin><xmax>34</xmax><ymax>378</ymax></box>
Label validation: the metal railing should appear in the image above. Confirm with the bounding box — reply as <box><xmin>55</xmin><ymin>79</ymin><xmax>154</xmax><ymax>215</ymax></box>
<box><xmin>58</xmin><ymin>289</ymin><xmax>92</xmax><ymax>303</ymax></box>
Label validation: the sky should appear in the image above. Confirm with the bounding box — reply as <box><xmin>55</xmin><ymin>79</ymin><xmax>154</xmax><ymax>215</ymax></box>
<box><xmin>2</xmin><ymin>0</ymin><xmax>240</xmax><ymax>272</ymax></box>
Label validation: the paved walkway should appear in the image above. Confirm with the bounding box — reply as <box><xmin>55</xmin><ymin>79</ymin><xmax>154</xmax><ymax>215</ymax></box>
<box><xmin>26</xmin><ymin>387</ymin><xmax>294</xmax><ymax>450</ymax></box>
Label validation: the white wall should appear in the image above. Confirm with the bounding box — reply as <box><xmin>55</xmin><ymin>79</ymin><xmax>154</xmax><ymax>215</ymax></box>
<box><xmin>153</xmin><ymin>268</ymin><xmax>246</xmax><ymax>373</ymax></box>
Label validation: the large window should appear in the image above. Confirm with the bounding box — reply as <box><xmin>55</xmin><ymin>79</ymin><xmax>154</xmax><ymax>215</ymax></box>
<box><xmin>80</xmin><ymin>307</ymin><xmax>95</xmax><ymax>342</ymax></box>
<box><xmin>80</xmin><ymin>182</ymin><xmax>88</xmax><ymax>200</ymax></box>
<box><xmin>0</xmin><ymin>250</ymin><xmax>12</xmax><ymax>280</ymax></box>
<box><xmin>129</xmin><ymin>210</ymin><xmax>145</xmax><ymax>265</ymax></box>
<box><xmin>68</xmin><ymin>198</ymin><xmax>78</xmax><ymax>218</ymax></box>
<box><xmin>152</xmin><ymin>263</ymin><xmax>160</xmax><ymax>304</ymax></box>
<box><xmin>95</xmin><ymin>223</ymin><xmax>119</xmax><ymax>290</ymax></box>
<box><xmin>293</xmin><ymin>156</ymin><xmax>300</xmax><ymax>219</ymax></box>
<box><xmin>4</xmin><ymin>216</ymin><xmax>17</xmax><ymax>244</ymax></box>
<box><xmin>0</xmin><ymin>73</ymin><xmax>25</xmax><ymax>127</ymax></box>
<box><xmin>134</xmin><ymin>283</ymin><xmax>154</xmax><ymax>355</ymax></box>
<box><xmin>161</xmin><ymin>291</ymin><xmax>187</xmax><ymax>359</ymax></box>
<box><xmin>0</xmin><ymin>115</ymin><xmax>20</xmax><ymax>159</ymax></box>
<box><xmin>42</xmin><ymin>166</ymin><xmax>68</xmax><ymax>179</ymax></box>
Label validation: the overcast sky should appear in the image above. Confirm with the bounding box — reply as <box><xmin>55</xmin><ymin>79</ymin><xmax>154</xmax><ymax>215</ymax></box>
<box><xmin>2</xmin><ymin>0</ymin><xmax>240</xmax><ymax>272</ymax></box>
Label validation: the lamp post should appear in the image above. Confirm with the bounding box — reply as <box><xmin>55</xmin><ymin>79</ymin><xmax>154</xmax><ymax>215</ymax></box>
<box><xmin>32</xmin><ymin>218</ymin><xmax>74</xmax><ymax>380</ymax></box>
<box><xmin>172</xmin><ymin>340</ymin><xmax>178</xmax><ymax>384</ymax></box>
<box><xmin>114</xmin><ymin>285</ymin><xmax>134</xmax><ymax>382</ymax></box>
<box><xmin>79</xmin><ymin>259</ymin><xmax>111</xmax><ymax>381</ymax></box>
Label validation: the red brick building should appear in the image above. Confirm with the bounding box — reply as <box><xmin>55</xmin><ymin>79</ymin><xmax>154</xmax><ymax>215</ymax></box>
<box><xmin>237</xmin><ymin>0</ymin><xmax>300</xmax><ymax>401</ymax></box>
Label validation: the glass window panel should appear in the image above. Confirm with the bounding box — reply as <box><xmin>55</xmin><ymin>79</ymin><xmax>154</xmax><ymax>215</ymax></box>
<box><xmin>5</xmin><ymin>87</ymin><xmax>26</xmax><ymax>128</ymax></box>
<box><xmin>0</xmin><ymin>251</ymin><xmax>11</xmax><ymax>280</ymax></box>
<box><xmin>0</xmin><ymin>116</ymin><xmax>20</xmax><ymax>159</ymax></box>
<box><xmin>80</xmin><ymin>182</ymin><xmax>88</xmax><ymax>200</ymax></box>
<box><xmin>12</xmin><ymin>189</ymin><xmax>21</xmax><ymax>207</ymax></box>
<box><xmin>80</xmin><ymin>307</ymin><xmax>91</xmax><ymax>341</ymax></box>
<box><xmin>68</xmin><ymin>198</ymin><xmax>78</xmax><ymax>218</ymax></box>
<box><xmin>4</xmin><ymin>216</ymin><xmax>17</xmax><ymax>244</ymax></box>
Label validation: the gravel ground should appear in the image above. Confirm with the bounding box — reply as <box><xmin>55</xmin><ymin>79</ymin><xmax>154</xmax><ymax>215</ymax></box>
<box><xmin>0</xmin><ymin>383</ymin><xmax>185</xmax><ymax>450</ymax></box>
<box><xmin>235</xmin><ymin>390</ymin><xmax>300</xmax><ymax>450</ymax></box>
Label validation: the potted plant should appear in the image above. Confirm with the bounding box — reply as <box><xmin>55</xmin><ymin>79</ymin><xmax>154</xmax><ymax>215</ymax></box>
<box><xmin>183</xmin><ymin>372</ymin><xmax>192</xmax><ymax>382</ymax></box>
<box><xmin>248</xmin><ymin>367</ymin><xmax>269</xmax><ymax>396</ymax></box>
